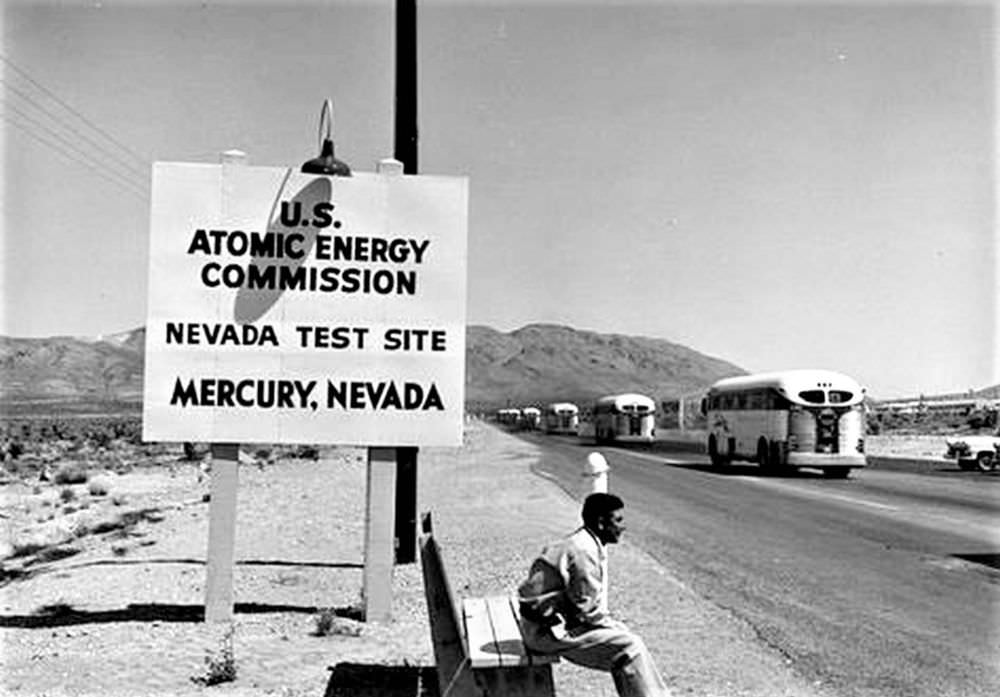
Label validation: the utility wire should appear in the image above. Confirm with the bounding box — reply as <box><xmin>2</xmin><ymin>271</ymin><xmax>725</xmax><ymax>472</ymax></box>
<box><xmin>0</xmin><ymin>96</ymin><xmax>151</xmax><ymax>191</ymax></box>
<box><xmin>2</xmin><ymin>114</ymin><xmax>149</xmax><ymax>202</ymax></box>
<box><xmin>1</xmin><ymin>79</ymin><xmax>149</xmax><ymax>180</ymax></box>
<box><xmin>1</xmin><ymin>104</ymin><xmax>150</xmax><ymax>198</ymax></box>
<box><xmin>0</xmin><ymin>53</ymin><xmax>151</xmax><ymax>171</ymax></box>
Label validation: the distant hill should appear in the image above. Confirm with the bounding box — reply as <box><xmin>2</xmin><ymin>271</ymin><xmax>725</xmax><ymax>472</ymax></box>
<box><xmin>0</xmin><ymin>323</ymin><xmax>747</xmax><ymax>415</ymax></box>
<box><xmin>465</xmin><ymin>323</ymin><xmax>744</xmax><ymax>412</ymax></box>
<box><xmin>0</xmin><ymin>329</ymin><xmax>146</xmax><ymax>406</ymax></box>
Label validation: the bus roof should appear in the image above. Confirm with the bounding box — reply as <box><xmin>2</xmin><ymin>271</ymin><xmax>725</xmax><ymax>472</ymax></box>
<box><xmin>545</xmin><ymin>402</ymin><xmax>579</xmax><ymax>412</ymax></box>
<box><xmin>594</xmin><ymin>393</ymin><xmax>656</xmax><ymax>408</ymax></box>
<box><xmin>707</xmin><ymin>370</ymin><xmax>865</xmax><ymax>404</ymax></box>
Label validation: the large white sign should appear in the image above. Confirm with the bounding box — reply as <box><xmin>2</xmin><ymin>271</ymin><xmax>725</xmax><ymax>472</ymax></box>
<box><xmin>142</xmin><ymin>162</ymin><xmax>468</xmax><ymax>446</ymax></box>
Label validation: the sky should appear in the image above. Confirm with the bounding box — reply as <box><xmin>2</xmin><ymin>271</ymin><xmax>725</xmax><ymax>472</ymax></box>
<box><xmin>1</xmin><ymin>0</ymin><xmax>996</xmax><ymax>399</ymax></box>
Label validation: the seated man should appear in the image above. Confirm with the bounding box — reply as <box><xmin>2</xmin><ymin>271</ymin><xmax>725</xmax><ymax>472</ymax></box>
<box><xmin>517</xmin><ymin>492</ymin><xmax>671</xmax><ymax>697</ymax></box>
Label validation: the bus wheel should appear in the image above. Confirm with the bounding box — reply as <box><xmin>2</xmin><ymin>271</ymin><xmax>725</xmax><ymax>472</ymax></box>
<box><xmin>708</xmin><ymin>436</ymin><xmax>724</xmax><ymax>466</ymax></box>
<box><xmin>823</xmin><ymin>467</ymin><xmax>851</xmax><ymax>479</ymax></box>
<box><xmin>975</xmin><ymin>452</ymin><xmax>995</xmax><ymax>473</ymax></box>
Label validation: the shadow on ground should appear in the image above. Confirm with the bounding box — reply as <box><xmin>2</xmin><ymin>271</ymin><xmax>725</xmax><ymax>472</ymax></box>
<box><xmin>0</xmin><ymin>601</ymin><xmax>363</xmax><ymax>628</ymax></box>
<box><xmin>324</xmin><ymin>662</ymin><xmax>438</xmax><ymax>697</ymax></box>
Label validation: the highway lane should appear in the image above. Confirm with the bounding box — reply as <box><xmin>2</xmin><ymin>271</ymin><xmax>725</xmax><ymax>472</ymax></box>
<box><xmin>518</xmin><ymin>432</ymin><xmax>1000</xmax><ymax>697</ymax></box>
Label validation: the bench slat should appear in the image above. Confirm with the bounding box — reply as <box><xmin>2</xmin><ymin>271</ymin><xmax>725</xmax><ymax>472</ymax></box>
<box><xmin>464</xmin><ymin>596</ymin><xmax>560</xmax><ymax>669</ymax></box>
<box><xmin>463</xmin><ymin>597</ymin><xmax>501</xmax><ymax>669</ymax></box>
<box><xmin>486</xmin><ymin>596</ymin><xmax>531</xmax><ymax>667</ymax></box>
<box><xmin>508</xmin><ymin>597</ymin><xmax>560</xmax><ymax>667</ymax></box>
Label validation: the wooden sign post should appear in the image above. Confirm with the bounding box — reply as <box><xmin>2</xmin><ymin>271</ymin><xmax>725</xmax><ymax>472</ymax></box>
<box><xmin>205</xmin><ymin>149</ymin><xmax>247</xmax><ymax>624</ymax></box>
<box><xmin>205</xmin><ymin>443</ymin><xmax>239</xmax><ymax>621</ymax></box>
<box><xmin>363</xmin><ymin>447</ymin><xmax>398</xmax><ymax>621</ymax></box>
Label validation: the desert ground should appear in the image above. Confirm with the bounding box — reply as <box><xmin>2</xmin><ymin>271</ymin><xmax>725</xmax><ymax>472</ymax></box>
<box><xmin>0</xmin><ymin>423</ymin><xmax>957</xmax><ymax>697</ymax></box>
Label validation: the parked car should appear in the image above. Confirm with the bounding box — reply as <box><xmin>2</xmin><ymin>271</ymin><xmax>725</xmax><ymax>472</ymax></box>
<box><xmin>944</xmin><ymin>434</ymin><xmax>1000</xmax><ymax>472</ymax></box>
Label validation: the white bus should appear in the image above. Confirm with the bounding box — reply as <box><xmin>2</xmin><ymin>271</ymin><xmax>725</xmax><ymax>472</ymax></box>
<box><xmin>544</xmin><ymin>402</ymin><xmax>580</xmax><ymax>435</ymax></box>
<box><xmin>496</xmin><ymin>408</ymin><xmax>521</xmax><ymax>428</ymax></box>
<box><xmin>520</xmin><ymin>407</ymin><xmax>542</xmax><ymax>430</ymax></box>
<box><xmin>702</xmin><ymin>369</ymin><xmax>867</xmax><ymax>478</ymax></box>
<box><xmin>593</xmin><ymin>393</ymin><xmax>656</xmax><ymax>444</ymax></box>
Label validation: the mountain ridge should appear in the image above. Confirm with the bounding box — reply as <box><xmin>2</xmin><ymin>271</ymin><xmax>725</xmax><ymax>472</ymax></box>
<box><xmin>4</xmin><ymin>324</ymin><xmax>994</xmax><ymax>412</ymax></box>
<box><xmin>1</xmin><ymin>324</ymin><xmax>745</xmax><ymax>412</ymax></box>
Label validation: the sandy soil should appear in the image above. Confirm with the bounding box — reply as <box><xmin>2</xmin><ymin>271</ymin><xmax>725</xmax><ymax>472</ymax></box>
<box><xmin>2</xmin><ymin>424</ymin><xmax>945</xmax><ymax>697</ymax></box>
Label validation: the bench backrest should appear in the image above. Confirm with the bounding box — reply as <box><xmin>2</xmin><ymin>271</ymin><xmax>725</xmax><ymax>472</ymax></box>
<box><xmin>419</xmin><ymin>513</ymin><xmax>472</xmax><ymax>692</ymax></box>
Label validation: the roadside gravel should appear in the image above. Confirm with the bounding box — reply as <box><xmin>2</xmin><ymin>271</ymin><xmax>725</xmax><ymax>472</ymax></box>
<box><xmin>2</xmin><ymin>421</ymin><xmax>839</xmax><ymax>696</ymax></box>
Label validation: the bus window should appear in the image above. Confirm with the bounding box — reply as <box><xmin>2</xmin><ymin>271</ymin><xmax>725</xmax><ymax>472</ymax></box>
<box><xmin>798</xmin><ymin>390</ymin><xmax>825</xmax><ymax>404</ymax></box>
<box><xmin>772</xmin><ymin>392</ymin><xmax>792</xmax><ymax>410</ymax></box>
<box><xmin>829</xmin><ymin>390</ymin><xmax>853</xmax><ymax>404</ymax></box>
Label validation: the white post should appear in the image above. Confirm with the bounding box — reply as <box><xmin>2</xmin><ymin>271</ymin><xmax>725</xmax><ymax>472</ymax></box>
<box><xmin>204</xmin><ymin>149</ymin><xmax>248</xmax><ymax>624</ymax></box>
<box><xmin>363</xmin><ymin>447</ymin><xmax>397</xmax><ymax>622</ymax></box>
<box><xmin>584</xmin><ymin>451</ymin><xmax>609</xmax><ymax>494</ymax></box>
<box><xmin>205</xmin><ymin>444</ymin><xmax>240</xmax><ymax>622</ymax></box>
<box><xmin>360</xmin><ymin>157</ymin><xmax>407</xmax><ymax>623</ymax></box>
<box><xmin>582</xmin><ymin>452</ymin><xmax>610</xmax><ymax>612</ymax></box>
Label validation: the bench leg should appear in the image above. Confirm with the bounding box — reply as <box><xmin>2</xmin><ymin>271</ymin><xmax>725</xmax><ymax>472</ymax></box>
<box><xmin>472</xmin><ymin>665</ymin><xmax>555</xmax><ymax>697</ymax></box>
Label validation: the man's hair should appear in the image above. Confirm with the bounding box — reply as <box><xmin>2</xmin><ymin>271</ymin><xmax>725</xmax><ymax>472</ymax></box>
<box><xmin>581</xmin><ymin>492</ymin><xmax>624</xmax><ymax>528</ymax></box>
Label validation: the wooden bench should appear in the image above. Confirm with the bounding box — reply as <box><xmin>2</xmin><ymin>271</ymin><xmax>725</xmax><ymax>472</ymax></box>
<box><xmin>419</xmin><ymin>513</ymin><xmax>558</xmax><ymax>697</ymax></box>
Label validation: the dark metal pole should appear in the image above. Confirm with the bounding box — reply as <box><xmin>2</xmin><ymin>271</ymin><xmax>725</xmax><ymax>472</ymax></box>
<box><xmin>394</xmin><ymin>0</ymin><xmax>419</xmax><ymax>564</ymax></box>
<box><xmin>395</xmin><ymin>0</ymin><xmax>418</xmax><ymax>174</ymax></box>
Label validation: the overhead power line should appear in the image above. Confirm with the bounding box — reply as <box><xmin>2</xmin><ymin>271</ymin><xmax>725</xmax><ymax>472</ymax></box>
<box><xmin>2</xmin><ymin>114</ymin><xmax>149</xmax><ymax>202</ymax></box>
<box><xmin>0</xmin><ymin>100</ymin><xmax>151</xmax><ymax>197</ymax></box>
<box><xmin>1</xmin><ymin>79</ymin><xmax>149</xmax><ymax>180</ymax></box>
<box><xmin>0</xmin><ymin>53</ymin><xmax>151</xmax><ymax>171</ymax></box>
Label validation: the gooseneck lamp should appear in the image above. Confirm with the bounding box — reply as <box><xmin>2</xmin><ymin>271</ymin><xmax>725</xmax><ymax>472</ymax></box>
<box><xmin>301</xmin><ymin>99</ymin><xmax>352</xmax><ymax>176</ymax></box>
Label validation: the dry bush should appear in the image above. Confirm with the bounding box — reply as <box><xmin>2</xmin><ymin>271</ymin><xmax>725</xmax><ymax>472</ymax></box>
<box><xmin>291</xmin><ymin>445</ymin><xmax>320</xmax><ymax>460</ymax></box>
<box><xmin>87</xmin><ymin>474</ymin><xmax>114</xmax><ymax>496</ymax></box>
<box><xmin>191</xmin><ymin>626</ymin><xmax>237</xmax><ymax>686</ymax></box>
<box><xmin>54</xmin><ymin>463</ymin><xmax>88</xmax><ymax>485</ymax></box>
<box><xmin>312</xmin><ymin>608</ymin><xmax>363</xmax><ymax>637</ymax></box>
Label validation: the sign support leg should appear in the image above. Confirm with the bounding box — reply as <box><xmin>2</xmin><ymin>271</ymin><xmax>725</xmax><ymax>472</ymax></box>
<box><xmin>205</xmin><ymin>443</ymin><xmax>239</xmax><ymax>622</ymax></box>
<box><xmin>394</xmin><ymin>446</ymin><xmax>418</xmax><ymax>564</ymax></box>
<box><xmin>363</xmin><ymin>447</ymin><xmax>397</xmax><ymax>622</ymax></box>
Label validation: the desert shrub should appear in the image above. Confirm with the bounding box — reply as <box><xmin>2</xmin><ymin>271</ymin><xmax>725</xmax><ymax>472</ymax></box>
<box><xmin>182</xmin><ymin>442</ymin><xmax>201</xmax><ymax>461</ymax></box>
<box><xmin>88</xmin><ymin>429</ymin><xmax>112</xmax><ymax>449</ymax></box>
<box><xmin>967</xmin><ymin>409</ymin><xmax>997</xmax><ymax>430</ymax></box>
<box><xmin>11</xmin><ymin>538</ymin><xmax>48</xmax><ymax>559</ymax></box>
<box><xmin>59</xmin><ymin>487</ymin><xmax>77</xmax><ymax>503</ymax></box>
<box><xmin>192</xmin><ymin>626</ymin><xmax>236</xmax><ymax>686</ymax></box>
<box><xmin>291</xmin><ymin>445</ymin><xmax>320</xmax><ymax>460</ymax></box>
<box><xmin>88</xmin><ymin>475</ymin><xmax>113</xmax><ymax>496</ymax></box>
<box><xmin>312</xmin><ymin>608</ymin><xmax>362</xmax><ymax>637</ymax></box>
<box><xmin>4</xmin><ymin>440</ymin><xmax>24</xmax><ymax>460</ymax></box>
<box><xmin>866</xmin><ymin>413</ymin><xmax>882</xmax><ymax>435</ymax></box>
<box><xmin>54</xmin><ymin>463</ymin><xmax>88</xmax><ymax>485</ymax></box>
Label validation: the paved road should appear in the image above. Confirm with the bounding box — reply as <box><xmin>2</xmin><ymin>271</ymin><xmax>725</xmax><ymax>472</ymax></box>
<box><xmin>518</xmin><ymin>432</ymin><xmax>1000</xmax><ymax>697</ymax></box>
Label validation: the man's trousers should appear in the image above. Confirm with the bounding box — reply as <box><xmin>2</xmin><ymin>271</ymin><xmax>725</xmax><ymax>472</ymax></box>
<box><xmin>520</xmin><ymin>618</ymin><xmax>671</xmax><ymax>697</ymax></box>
